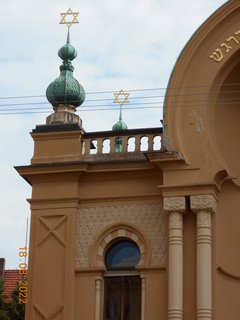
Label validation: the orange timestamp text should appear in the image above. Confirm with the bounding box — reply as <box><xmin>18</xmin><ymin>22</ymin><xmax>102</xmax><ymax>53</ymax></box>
<box><xmin>18</xmin><ymin>246</ymin><xmax>28</xmax><ymax>304</ymax></box>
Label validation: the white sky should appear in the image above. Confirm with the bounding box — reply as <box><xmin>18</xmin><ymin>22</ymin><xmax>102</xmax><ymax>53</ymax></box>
<box><xmin>0</xmin><ymin>0</ymin><xmax>227</xmax><ymax>269</ymax></box>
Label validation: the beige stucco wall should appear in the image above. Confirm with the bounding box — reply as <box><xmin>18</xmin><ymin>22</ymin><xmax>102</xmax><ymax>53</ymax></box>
<box><xmin>15</xmin><ymin>1</ymin><xmax>240</xmax><ymax>320</ymax></box>
<box><xmin>216</xmin><ymin>180</ymin><xmax>240</xmax><ymax>320</ymax></box>
<box><xmin>164</xmin><ymin>1</ymin><xmax>240</xmax><ymax>318</ymax></box>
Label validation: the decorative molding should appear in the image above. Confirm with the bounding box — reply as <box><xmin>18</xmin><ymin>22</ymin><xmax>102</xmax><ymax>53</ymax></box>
<box><xmin>90</xmin><ymin>223</ymin><xmax>151</xmax><ymax>268</ymax></box>
<box><xmin>197</xmin><ymin>308</ymin><xmax>212</xmax><ymax>319</ymax></box>
<box><xmin>163</xmin><ymin>197</ymin><xmax>186</xmax><ymax>213</ymax></box>
<box><xmin>75</xmin><ymin>204</ymin><xmax>167</xmax><ymax>268</ymax></box>
<box><xmin>190</xmin><ymin>195</ymin><xmax>217</xmax><ymax>213</ymax></box>
<box><xmin>168</xmin><ymin>308</ymin><xmax>184</xmax><ymax>320</ymax></box>
<box><xmin>37</xmin><ymin>215</ymin><xmax>67</xmax><ymax>248</ymax></box>
<box><xmin>33</xmin><ymin>303</ymin><xmax>64</xmax><ymax>320</ymax></box>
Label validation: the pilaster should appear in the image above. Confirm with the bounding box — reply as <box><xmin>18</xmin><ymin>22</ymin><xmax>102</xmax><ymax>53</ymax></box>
<box><xmin>141</xmin><ymin>274</ymin><xmax>146</xmax><ymax>320</ymax></box>
<box><xmin>191</xmin><ymin>195</ymin><xmax>217</xmax><ymax>320</ymax></box>
<box><xmin>94</xmin><ymin>277</ymin><xmax>102</xmax><ymax>320</ymax></box>
<box><xmin>163</xmin><ymin>196</ymin><xmax>186</xmax><ymax>320</ymax></box>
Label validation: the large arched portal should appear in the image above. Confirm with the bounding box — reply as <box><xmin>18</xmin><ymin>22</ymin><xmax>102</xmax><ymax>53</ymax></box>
<box><xmin>213</xmin><ymin>55</ymin><xmax>240</xmax><ymax>181</ymax></box>
<box><xmin>163</xmin><ymin>1</ymin><xmax>240</xmax><ymax>319</ymax></box>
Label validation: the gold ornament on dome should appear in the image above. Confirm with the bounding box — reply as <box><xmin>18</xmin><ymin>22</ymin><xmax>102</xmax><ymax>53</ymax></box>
<box><xmin>113</xmin><ymin>89</ymin><xmax>130</xmax><ymax>107</ymax></box>
<box><xmin>60</xmin><ymin>8</ymin><xmax>79</xmax><ymax>28</ymax></box>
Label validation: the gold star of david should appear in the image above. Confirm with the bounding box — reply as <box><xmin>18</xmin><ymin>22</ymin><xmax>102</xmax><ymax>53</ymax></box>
<box><xmin>113</xmin><ymin>89</ymin><xmax>130</xmax><ymax>106</ymax></box>
<box><xmin>60</xmin><ymin>8</ymin><xmax>79</xmax><ymax>28</ymax></box>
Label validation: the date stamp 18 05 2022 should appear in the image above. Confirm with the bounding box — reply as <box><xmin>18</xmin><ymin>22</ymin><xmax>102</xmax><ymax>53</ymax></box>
<box><xmin>18</xmin><ymin>247</ymin><xmax>28</xmax><ymax>304</ymax></box>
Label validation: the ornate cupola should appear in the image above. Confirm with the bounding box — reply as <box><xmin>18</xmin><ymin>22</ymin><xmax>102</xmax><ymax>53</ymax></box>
<box><xmin>46</xmin><ymin>9</ymin><xmax>85</xmax><ymax>126</ymax></box>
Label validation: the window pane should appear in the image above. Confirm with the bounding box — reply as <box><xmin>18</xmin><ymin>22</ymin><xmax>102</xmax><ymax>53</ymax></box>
<box><xmin>104</xmin><ymin>276</ymin><xmax>141</xmax><ymax>320</ymax></box>
<box><xmin>105</xmin><ymin>241</ymin><xmax>140</xmax><ymax>270</ymax></box>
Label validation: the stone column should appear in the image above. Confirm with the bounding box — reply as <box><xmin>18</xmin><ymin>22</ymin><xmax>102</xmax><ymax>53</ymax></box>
<box><xmin>94</xmin><ymin>277</ymin><xmax>102</xmax><ymax>320</ymax></box>
<box><xmin>191</xmin><ymin>195</ymin><xmax>217</xmax><ymax>320</ymax></box>
<box><xmin>163</xmin><ymin>197</ymin><xmax>186</xmax><ymax>320</ymax></box>
<box><xmin>141</xmin><ymin>275</ymin><xmax>146</xmax><ymax>320</ymax></box>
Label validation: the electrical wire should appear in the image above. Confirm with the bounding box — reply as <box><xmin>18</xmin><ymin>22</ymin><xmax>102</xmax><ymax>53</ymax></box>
<box><xmin>1</xmin><ymin>83</ymin><xmax>240</xmax><ymax>115</ymax></box>
<box><xmin>1</xmin><ymin>93</ymin><xmax>240</xmax><ymax>109</ymax></box>
<box><xmin>0</xmin><ymin>81</ymin><xmax>239</xmax><ymax>98</ymax></box>
<box><xmin>0</xmin><ymin>96</ymin><xmax>240</xmax><ymax>111</ymax></box>
<box><xmin>1</xmin><ymin>80</ymin><xmax>240</xmax><ymax>100</ymax></box>
<box><xmin>1</xmin><ymin>99</ymin><xmax>240</xmax><ymax>116</ymax></box>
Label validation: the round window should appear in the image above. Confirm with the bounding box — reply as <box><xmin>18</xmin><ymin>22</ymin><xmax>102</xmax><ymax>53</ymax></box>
<box><xmin>105</xmin><ymin>240</ymin><xmax>140</xmax><ymax>270</ymax></box>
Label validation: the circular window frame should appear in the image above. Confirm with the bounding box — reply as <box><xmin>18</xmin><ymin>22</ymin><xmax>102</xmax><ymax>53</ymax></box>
<box><xmin>105</xmin><ymin>239</ymin><xmax>141</xmax><ymax>271</ymax></box>
<box><xmin>89</xmin><ymin>223</ymin><xmax>151</xmax><ymax>269</ymax></box>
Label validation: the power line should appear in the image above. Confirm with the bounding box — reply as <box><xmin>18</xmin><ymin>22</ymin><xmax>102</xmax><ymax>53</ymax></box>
<box><xmin>0</xmin><ymin>83</ymin><xmax>240</xmax><ymax>115</ymax></box>
<box><xmin>1</xmin><ymin>94</ymin><xmax>240</xmax><ymax>111</ymax></box>
<box><xmin>1</xmin><ymin>91</ymin><xmax>240</xmax><ymax>109</ymax></box>
<box><xmin>1</xmin><ymin>98</ymin><xmax>240</xmax><ymax>116</ymax></box>
<box><xmin>2</xmin><ymin>81</ymin><xmax>240</xmax><ymax>100</ymax></box>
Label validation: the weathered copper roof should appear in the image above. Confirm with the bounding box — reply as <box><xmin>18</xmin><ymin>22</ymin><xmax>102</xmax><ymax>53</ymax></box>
<box><xmin>46</xmin><ymin>29</ymin><xmax>85</xmax><ymax>108</ymax></box>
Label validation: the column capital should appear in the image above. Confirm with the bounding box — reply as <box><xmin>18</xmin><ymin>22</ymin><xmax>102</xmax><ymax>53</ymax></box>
<box><xmin>163</xmin><ymin>196</ymin><xmax>186</xmax><ymax>213</ymax></box>
<box><xmin>94</xmin><ymin>276</ymin><xmax>102</xmax><ymax>282</ymax></box>
<box><xmin>190</xmin><ymin>195</ymin><xmax>217</xmax><ymax>213</ymax></box>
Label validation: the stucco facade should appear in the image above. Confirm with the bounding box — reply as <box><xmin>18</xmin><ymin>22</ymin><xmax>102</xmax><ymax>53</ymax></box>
<box><xmin>16</xmin><ymin>1</ymin><xmax>240</xmax><ymax>319</ymax></box>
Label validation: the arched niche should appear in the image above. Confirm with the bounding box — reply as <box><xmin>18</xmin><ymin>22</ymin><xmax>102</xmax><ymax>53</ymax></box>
<box><xmin>211</xmin><ymin>51</ymin><xmax>240</xmax><ymax>184</ymax></box>
<box><xmin>164</xmin><ymin>0</ymin><xmax>240</xmax><ymax>184</ymax></box>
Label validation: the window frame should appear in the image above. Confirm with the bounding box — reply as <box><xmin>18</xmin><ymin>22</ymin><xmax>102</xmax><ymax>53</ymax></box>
<box><xmin>103</xmin><ymin>239</ymin><xmax>142</xmax><ymax>320</ymax></box>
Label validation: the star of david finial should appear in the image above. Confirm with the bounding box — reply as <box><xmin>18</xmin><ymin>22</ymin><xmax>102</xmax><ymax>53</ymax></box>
<box><xmin>60</xmin><ymin>8</ymin><xmax>79</xmax><ymax>28</ymax></box>
<box><xmin>113</xmin><ymin>89</ymin><xmax>130</xmax><ymax>107</ymax></box>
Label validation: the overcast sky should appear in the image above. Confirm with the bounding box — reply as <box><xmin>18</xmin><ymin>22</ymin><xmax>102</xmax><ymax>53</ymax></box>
<box><xmin>0</xmin><ymin>0</ymin><xmax>227</xmax><ymax>269</ymax></box>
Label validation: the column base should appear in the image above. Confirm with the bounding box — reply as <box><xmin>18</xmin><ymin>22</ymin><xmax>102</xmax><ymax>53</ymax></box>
<box><xmin>197</xmin><ymin>308</ymin><xmax>212</xmax><ymax>320</ymax></box>
<box><xmin>168</xmin><ymin>308</ymin><xmax>183</xmax><ymax>320</ymax></box>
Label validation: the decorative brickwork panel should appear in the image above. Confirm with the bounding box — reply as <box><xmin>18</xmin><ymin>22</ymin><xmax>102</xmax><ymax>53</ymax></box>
<box><xmin>75</xmin><ymin>204</ymin><xmax>167</xmax><ymax>268</ymax></box>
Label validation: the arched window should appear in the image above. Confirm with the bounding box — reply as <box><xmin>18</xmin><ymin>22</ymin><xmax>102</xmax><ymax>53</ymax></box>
<box><xmin>105</xmin><ymin>240</ymin><xmax>140</xmax><ymax>270</ymax></box>
<box><xmin>104</xmin><ymin>240</ymin><xmax>141</xmax><ymax>320</ymax></box>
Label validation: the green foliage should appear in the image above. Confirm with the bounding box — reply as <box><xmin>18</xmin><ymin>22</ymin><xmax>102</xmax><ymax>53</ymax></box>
<box><xmin>0</xmin><ymin>308</ymin><xmax>10</xmax><ymax>320</ymax></box>
<box><xmin>0</xmin><ymin>276</ymin><xmax>25</xmax><ymax>320</ymax></box>
<box><xmin>8</xmin><ymin>283</ymin><xmax>25</xmax><ymax>320</ymax></box>
<box><xmin>0</xmin><ymin>276</ymin><xmax>10</xmax><ymax>320</ymax></box>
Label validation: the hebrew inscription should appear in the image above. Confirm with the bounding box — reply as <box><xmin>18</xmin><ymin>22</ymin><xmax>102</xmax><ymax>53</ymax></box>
<box><xmin>75</xmin><ymin>204</ymin><xmax>167</xmax><ymax>268</ymax></box>
<box><xmin>209</xmin><ymin>29</ymin><xmax>240</xmax><ymax>62</ymax></box>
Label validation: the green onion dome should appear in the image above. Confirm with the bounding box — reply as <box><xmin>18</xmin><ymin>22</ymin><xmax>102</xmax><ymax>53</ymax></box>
<box><xmin>46</xmin><ymin>32</ymin><xmax>85</xmax><ymax>109</ymax></box>
<box><xmin>58</xmin><ymin>42</ymin><xmax>77</xmax><ymax>61</ymax></box>
<box><xmin>112</xmin><ymin>119</ymin><xmax>128</xmax><ymax>131</ymax></box>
